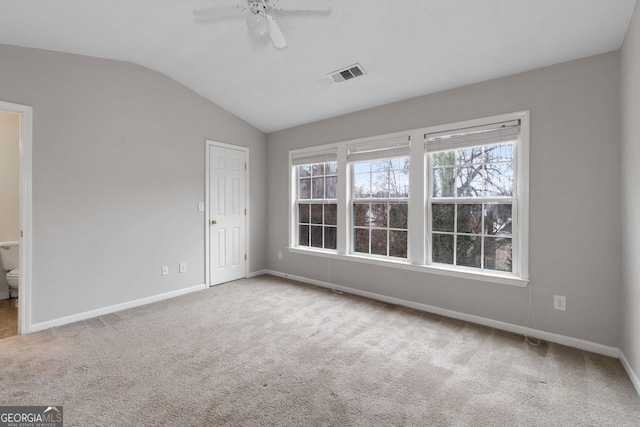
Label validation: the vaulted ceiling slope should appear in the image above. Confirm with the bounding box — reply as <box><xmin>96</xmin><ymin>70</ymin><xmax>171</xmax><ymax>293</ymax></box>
<box><xmin>0</xmin><ymin>0</ymin><xmax>636</xmax><ymax>132</ymax></box>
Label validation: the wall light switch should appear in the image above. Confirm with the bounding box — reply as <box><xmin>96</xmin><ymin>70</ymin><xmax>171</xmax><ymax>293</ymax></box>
<box><xmin>161</xmin><ymin>265</ymin><xmax>169</xmax><ymax>276</ymax></box>
<box><xmin>179</xmin><ymin>262</ymin><xmax>187</xmax><ymax>273</ymax></box>
<box><xmin>198</xmin><ymin>202</ymin><xmax>205</xmax><ymax>212</ymax></box>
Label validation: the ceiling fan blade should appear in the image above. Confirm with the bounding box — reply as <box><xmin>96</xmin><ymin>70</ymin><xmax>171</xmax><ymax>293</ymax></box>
<box><xmin>272</xmin><ymin>0</ymin><xmax>330</xmax><ymax>11</ymax></box>
<box><xmin>266</xmin><ymin>15</ymin><xmax>287</xmax><ymax>49</ymax></box>
<box><xmin>193</xmin><ymin>5</ymin><xmax>243</xmax><ymax>20</ymax></box>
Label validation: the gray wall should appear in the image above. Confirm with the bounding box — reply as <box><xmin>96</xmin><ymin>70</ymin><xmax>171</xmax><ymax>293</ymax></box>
<box><xmin>622</xmin><ymin>3</ymin><xmax>640</xmax><ymax>377</ymax></box>
<box><xmin>267</xmin><ymin>52</ymin><xmax>622</xmax><ymax>347</ymax></box>
<box><xmin>0</xmin><ymin>44</ymin><xmax>267</xmax><ymax>324</ymax></box>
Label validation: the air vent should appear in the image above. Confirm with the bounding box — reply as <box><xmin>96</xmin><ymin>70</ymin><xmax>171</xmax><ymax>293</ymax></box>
<box><xmin>328</xmin><ymin>63</ymin><xmax>366</xmax><ymax>84</ymax></box>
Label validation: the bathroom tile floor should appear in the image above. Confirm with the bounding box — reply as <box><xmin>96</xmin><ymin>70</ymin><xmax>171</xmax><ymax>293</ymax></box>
<box><xmin>0</xmin><ymin>298</ymin><xmax>18</xmax><ymax>339</ymax></box>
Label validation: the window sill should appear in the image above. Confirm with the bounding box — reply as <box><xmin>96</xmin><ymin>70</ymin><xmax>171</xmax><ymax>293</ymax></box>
<box><xmin>287</xmin><ymin>247</ymin><xmax>529</xmax><ymax>287</ymax></box>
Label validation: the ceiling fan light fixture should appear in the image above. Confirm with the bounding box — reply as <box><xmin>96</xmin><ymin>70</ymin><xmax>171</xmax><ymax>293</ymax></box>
<box><xmin>246</xmin><ymin>13</ymin><xmax>270</xmax><ymax>36</ymax></box>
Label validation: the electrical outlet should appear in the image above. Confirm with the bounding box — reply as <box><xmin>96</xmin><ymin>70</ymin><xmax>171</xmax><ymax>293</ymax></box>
<box><xmin>554</xmin><ymin>295</ymin><xmax>566</xmax><ymax>311</ymax></box>
<box><xmin>179</xmin><ymin>262</ymin><xmax>187</xmax><ymax>273</ymax></box>
<box><xmin>278</xmin><ymin>251</ymin><xmax>283</xmax><ymax>260</ymax></box>
<box><xmin>161</xmin><ymin>265</ymin><xmax>169</xmax><ymax>276</ymax></box>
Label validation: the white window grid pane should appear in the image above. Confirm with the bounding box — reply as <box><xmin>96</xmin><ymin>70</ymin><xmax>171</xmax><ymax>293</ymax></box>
<box><xmin>429</xmin><ymin>201</ymin><xmax>513</xmax><ymax>271</ymax></box>
<box><xmin>297</xmin><ymin>201</ymin><xmax>338</xmax><ymax>249</ymax></box>
<box><xmin>352</xmin><ymin>157</ymin><xmax>410</xmax><ymax>200</ymax></box>
<box><xmin>296</xmin><ymin>161</ymin><xmax>338</xmax><ymax>249</ymax></box>
<box><xmin>297</xmin><ymin>162</ymin><xmax>338</xmax><ymax>201</ymax></box>
<box><xmin>430</xmin><ymin>144</ymin><xmax>514</xmax><ymax>199</ymax></box>
<box><xmin>352</xmin><ymin>200</ymin><xmax>408</xmax><ymax>258</ymax></box>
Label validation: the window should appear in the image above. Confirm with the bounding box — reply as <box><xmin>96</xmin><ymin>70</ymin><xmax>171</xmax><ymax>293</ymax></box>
<box><xmin>294</xmin><ymin>150</ymin><xmax>338</xmax><ymax>250</ymax></box>
<box><xmin>352</xmin><ymin>158</ymin><xmax>409</xmax><ymax>258</ymax></box>
<box><xmin>427</xmin><ymin>121</ymin><xmax>520</xmax><ymax>274</ymax></box>
<box><xmin>348</xmin><ymin>139</ymin><xmax>410</xmax><ymax>259</ymax></box>
<box><xmin>288</xmin><ymin>112</ymin><xmax>528</xmax><ymax>286</ymax></box>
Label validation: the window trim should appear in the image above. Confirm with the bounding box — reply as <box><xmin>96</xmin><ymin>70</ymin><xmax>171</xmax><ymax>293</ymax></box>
<box><xmin>426</xmin><ymin>121</ymin><xmax>519</xmax><ymax>274</ymax></box>
<box><xmin>291</xmin><ymin>152</ymin><xmax>339</xmax><ymax>251</ymax></box>
<box><xmin>350</xmin><ymin>156</ymin><xmax>410</xmax><ymax>259</ymax></box>
<box><xmin>288</xmin><ymin>111</ymin><xmax>529</xmax><ymax>287</ymax></box>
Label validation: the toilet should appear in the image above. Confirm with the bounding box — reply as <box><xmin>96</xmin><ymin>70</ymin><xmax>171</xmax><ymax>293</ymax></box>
<box><xmin>0</xmin><ymin>241</ymin><xmax>19</xmax><ymax>303</ymax></box>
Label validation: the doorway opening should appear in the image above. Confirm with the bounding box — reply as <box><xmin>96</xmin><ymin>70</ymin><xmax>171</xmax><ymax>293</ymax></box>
<box><xmin>0</xmin><ymin>100</ymin><xmax>33</xmax><ymax>335</ymax></box>
<box><xmin>205</xmin><ymin>141</ymin><xmax>249</xmax><ymax>286</ymax></box>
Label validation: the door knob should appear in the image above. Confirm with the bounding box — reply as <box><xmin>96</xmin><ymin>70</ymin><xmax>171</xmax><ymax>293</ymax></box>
<box><xmin>211</xmin><ymin>220</ymin><xmax>217</xmax><ymax>225</ymax></box>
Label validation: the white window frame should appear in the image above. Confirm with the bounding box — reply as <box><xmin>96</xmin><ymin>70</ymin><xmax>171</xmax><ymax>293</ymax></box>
<box><xmin>350</xmin><ymin>157</ymin><xmax>410</xmax><ymax>259</ymax></box>
<box><xmin>423</xmin><ymin>112</ymin><xmax>529</xmax><ymax>282</ymax></box>
<box><xmin>347</xmin><ymin>136</ymin><xmax>411</xmax><ymax>260</ymax></box>
<box><xmin>289</xmin><ymin>147</ymin><xmax>339</xmax><ymax>253</ymax></box>
<box><xmin>288</xmin><ymin>111</ymin><xmax>529</xmax><ymax>287</ymax></box>
<box><xmin>296</xmin><ymin>165</ymin><xmax>338</xmax><ymax>251</ymax></box>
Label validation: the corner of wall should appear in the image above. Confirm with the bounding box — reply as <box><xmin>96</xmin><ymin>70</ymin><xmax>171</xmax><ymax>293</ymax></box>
<box><xmin>620</xmin><ymin>0</ymin><xmax>640</xmax><ymax>395</ymax></box>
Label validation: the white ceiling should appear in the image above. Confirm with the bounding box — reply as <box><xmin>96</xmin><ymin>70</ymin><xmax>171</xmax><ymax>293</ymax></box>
<box><xmin>0</xmin><ymin>0</ymin><xmax>636</xmax><ymax>133</ymax></box>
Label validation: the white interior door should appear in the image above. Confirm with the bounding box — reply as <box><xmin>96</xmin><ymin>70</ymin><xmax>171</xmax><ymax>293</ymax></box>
<box><xmin>209</xmin><ymin>145</ymin><xmax>247</xmax><ymax>285</ymax></box>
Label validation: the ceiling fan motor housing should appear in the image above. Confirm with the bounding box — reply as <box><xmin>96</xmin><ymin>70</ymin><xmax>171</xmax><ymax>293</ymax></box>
<box><xmin>248</xmin><ymin>0</ymin><xmax>269</xmax><ymax>15</ymax></box>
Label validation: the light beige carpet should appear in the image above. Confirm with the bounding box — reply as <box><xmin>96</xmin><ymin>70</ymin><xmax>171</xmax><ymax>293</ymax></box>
<box><xmin>1</xmin><ymin>274</ymin><xmax>639</xmax><ymax>426</ymax></box>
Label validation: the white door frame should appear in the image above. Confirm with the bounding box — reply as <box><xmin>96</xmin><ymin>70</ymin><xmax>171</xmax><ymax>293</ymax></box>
<box><xmin>0</xmin><ymin>100</ymin><xmax>33</xmax><ymax>334</ymax></box>
<box><xmin>204</xmin><ymin>140</ymin><xmax>250</xmax><ymax>287</ymax></box>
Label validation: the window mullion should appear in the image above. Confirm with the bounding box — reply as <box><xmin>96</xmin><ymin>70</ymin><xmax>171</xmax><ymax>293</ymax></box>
<box><xmin>480</xmin><ymin>203</ymin><xmax>485</xmax><ymax>270</ymax></box>
<box><xmin>512</xmin><ymin>199</ymin><xmax>519</xmax><ymax>276</ymax></box>
<box><xmin>408</xmin><ymin>131</ymin><xmax>425</xmax><ymax>265</ymax></box>
<box><xmin>336</xmin><ymin>146</ymin><xmax>348</xmax><ymax>255</ymax></box>
<box><xmin>289</xmin><ymin>156</ymin><xmax>297</xmax><ymax>248</ymax></box>
<box><xmin>453</xmin><ymin>202</ymin><xmax>458</xmax><ymax>266</ymax></box>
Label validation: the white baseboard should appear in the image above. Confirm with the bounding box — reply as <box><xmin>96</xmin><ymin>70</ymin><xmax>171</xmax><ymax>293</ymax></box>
<box><xmin>0</xmin><ymin>291</ymin><xmax>9</xmax><ymax>300</ymax></box>
<box><xmin>30</xmin><ymin>284</ymin><xmax>207</xmax><ymax>333</ymax></box>
<box><xmin>620</xmin><ymin>350</ymin><xmax>640</xmax><ymax>397</ymax></box>
<box><xmin>265</xmin><ymin>270</ymin><xmax>619</xmax><ymax>358</ymax></box>
<box><xmin>248</xmin><ymin>269</ymin><xmax>269</xmax><ymax>278</ymax></box>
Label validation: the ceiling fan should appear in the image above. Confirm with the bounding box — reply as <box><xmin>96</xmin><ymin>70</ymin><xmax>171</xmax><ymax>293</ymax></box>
<box><xmin>193</xmin><ymin>0</ymin><xmax>331</xmax><ymax>49</ymax></box>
